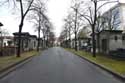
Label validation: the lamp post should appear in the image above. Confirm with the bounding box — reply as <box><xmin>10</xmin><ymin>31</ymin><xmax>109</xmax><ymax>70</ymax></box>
<box><xmin>0</xmin><ymin>22</ymin><xmax>3</xmax><ymax>47</ymax></box>
<box><xmin>0</xmin><ymin>31</ymin><xmax>2</xmax><ymax>47</ymax></box>
<box><xmin>0</xmin><ymin>22</ymin><xmax>3</xmax><ymax>56</ymax></box>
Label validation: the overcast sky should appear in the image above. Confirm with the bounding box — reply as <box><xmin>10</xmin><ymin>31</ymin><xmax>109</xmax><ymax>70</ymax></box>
<box><xmin>47</xmin><ymin>0</ymin><xmax>71</xmax><ymax>37</ymax></box>
<box><xmin>0</xmin><ymin>0</ymin><xmax>72</xmax><ymax>37</ymax></box>
<box><xmin>0</xmin><ymin>0</ymin><xmax>125</xmax><ymax>37</ymax></box>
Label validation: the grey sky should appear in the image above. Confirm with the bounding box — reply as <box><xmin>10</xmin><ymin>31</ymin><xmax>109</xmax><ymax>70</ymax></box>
<box><xmin>0</xmin><ymin>0</ymin><xmax>124</xmax><ymax>37</ymax></box>
<box><xmin>0</xmin><ymin>0</ymin><xmax>72</xmax><ymax>37</ymax></box>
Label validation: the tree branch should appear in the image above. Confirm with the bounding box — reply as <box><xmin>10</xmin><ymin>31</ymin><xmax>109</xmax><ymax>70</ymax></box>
<box><xmin>97</xmin><ymin>0</ymin><xmax>118</xmax><ymax>12</ymax></box>
<box><xmin>23</xmin><ymin>0</ymin><xmax>34</xmax><ymax>18</ymax></box>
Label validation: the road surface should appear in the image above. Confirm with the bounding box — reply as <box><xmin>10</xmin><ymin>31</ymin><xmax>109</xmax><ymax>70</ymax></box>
<box><xmin>0</xmin><ymin>47</ymin><xmax>123</xmax><ymax>83</ymax></box>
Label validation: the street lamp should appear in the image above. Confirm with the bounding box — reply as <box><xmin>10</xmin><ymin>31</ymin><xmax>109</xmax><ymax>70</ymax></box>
<box><xmin>0</xmin><ymin>22</ymin><xmax>3</xmax><ymax>56</ymax></box>
<box><xmin>0</xmin><ymin>22</ymin><xmax>3</xmax><ymax>47</ymax></box>
<box><xmin>0</xmin><ymin>31</ymin><xmax>1</xmax><ymax>47</ymax></box>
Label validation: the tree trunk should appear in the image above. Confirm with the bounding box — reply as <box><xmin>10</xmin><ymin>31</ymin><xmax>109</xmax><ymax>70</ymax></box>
<box><xmin>17</xmin><ymin>23</ymin><xmax>23</xmax><ymax>57</ymax></box>
<box><xmin>43</xmin><ymin>36</ymin><xmax>46</xmax><ymax>49</ymax></box>
<box><xmin>92</xmin><ymin>1</ymin><xmax>97</xmax><ymax>57</ymax></box>
<box><xmin>74</xmin><ymin>8</ymin><xmax>78</xmax><ymax>51</ymax></box>
<box><xmin>46</xmin><ymin>34</ymin><xmax>49</xmax><ymax>47</ymax></box>
<box><xmin>64</xmin><ymin>32</ymin><xmax>67</xmax><ymax>48</ymax></box>
<box><xmin>68</xmin><ymin>30</ymin><xmax>71</xmax><ymax>48</ymax></box>
<box><xmin>69</xmin><ymin>38</ymin><xmax>71</xmax><ymax>48</ymax></box>
<box><xmin>37</xmin><ymin>12</ymin><xmax>41</xmax><ymax>51</ymax></box>
<box><xmin>75</xmin><ymin>31</ymin><xmax>77</xmax><ymax>51</ymax></box>
<box><xmin>92</xmin><ymin>26</ymin><xmax>96</xmax><ymax>57</ymax></box>
<box><xmin>37</xmin><ymin>26</ymin><xmax>40</xmax><ymax>51</ymax></box>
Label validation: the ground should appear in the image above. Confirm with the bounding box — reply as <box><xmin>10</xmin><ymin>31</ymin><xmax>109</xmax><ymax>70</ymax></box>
<box><xmin>0</xmin><ymin>47</ymin><xmax>123</xmax><ymax>83</ymax></box>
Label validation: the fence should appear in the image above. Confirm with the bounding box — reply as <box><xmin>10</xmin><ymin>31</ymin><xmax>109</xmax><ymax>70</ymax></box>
<box><xmin>0</xmin><ymin>46</ymin><xmax>16</xmax><ymax>56</ymax></box>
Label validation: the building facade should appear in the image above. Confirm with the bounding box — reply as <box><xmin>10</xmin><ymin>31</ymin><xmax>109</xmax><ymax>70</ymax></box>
<box><xmin>102</xmin><ymin>2</ymin><xmax>125</xmax><ymax>31</ymax></box>
<box><xmin>29</xmin><ymin>35</ymin><xmax>37</xmax><ymax>50</ymax></box>
<box><xmin>13</xmin><ymin>32</ymin><xmax>38</xmax><ymax>52</ymax></box>
<box><xmin>98</xmin><ymin>30</ymin><xmax>125</xmax><ymax>54</ymax></box>
<box><xmin>0</xmin><ymin>36</ymin><xmax>14</xmax><ymax>47</ymax></box>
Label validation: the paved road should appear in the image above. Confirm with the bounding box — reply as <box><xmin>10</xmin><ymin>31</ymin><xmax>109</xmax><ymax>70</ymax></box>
<box><xmin>0</xmin><ymin>47</ymin><xmax>123</xmax><ymax>83</ymax></box>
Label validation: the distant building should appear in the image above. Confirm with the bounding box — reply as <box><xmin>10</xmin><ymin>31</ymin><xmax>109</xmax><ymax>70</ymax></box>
<box><xmin>0</xmin><ymin>36</ymin><xmax>14</xmax><ymax>47</ymax></box>
<box><xmin>13</xmin><ymin>32</ymin><xmax>38</xmax><ymax>52</ymax></box>
<box><xmin>102</xmin><ymin>2</ymin><xmax>125</xmax><ymax>31</ymax></box>
<box><xmin>71</xmin><ymin>39</ymin><xmax>75</xmax><ymax>49</ymax></box>
<box><xmin>92</xmin><ymin>2</ymin><xmax>125</xmax><ymax>54</ymax></box>
<box><xmin>29</xmin><ymin>35</ymin><xmax>38</xmax><ymax>50</ymax></box>
<box><xmin>78</xmin><ymin>37</ymin><xmax>91</xmax><ymax>50</ymax></box>
<box><xmin>98</xmin><ymin>30</ymin><xmax>125</xmax><ymax>54</ymax></box>
<box><xmin>39</xmin><ymin>38</ymin><xmax>43</xmax><ymax>49</ymax></box>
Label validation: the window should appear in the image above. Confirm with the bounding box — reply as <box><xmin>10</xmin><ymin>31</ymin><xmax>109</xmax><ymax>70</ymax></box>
<box><xmin>122</xmin><ymin>35</ymin><xmax>125</xmax><ymax>40</ymax></box>
<box><xmin>114</xmin><ymin>36</ymin><xmax>118</xmax><ymax>41</ymax></box>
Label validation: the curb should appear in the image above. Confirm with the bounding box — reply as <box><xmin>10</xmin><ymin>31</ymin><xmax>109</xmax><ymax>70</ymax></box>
<box><xmin>72</xmin><ymin>52</ymin><xmax>125</xmax><ymax>82</ymax></box>
<box><xmin>0</xmin><ymin>55</ymin><xmax>35</xmax><ymax>79</ymax></box>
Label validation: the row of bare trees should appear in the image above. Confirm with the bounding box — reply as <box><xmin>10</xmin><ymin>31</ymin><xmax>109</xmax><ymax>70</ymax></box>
<box><xmin>59</xmin><ymin>0</ymin><xmax>118</xmax><ymax>57</ymax></box>
<box><xmin>29</xmin><ymin>0</ymin><xmax>55</xmax><ymax>50</ymax></box>
<box><xmin>0</xmin><ymin>0</ymin><xmax>55</xmax><ymax>57</ymax></box>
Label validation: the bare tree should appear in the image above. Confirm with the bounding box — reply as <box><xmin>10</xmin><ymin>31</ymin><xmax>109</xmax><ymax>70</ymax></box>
<box><xmin>37</xmin><ymin>13</ymin><xmax>54</xmax><ymax>48</ymax></box>
<box><xmin>103</xmin><ymin>8</ymin><xmax>120</xmax><ymax>30</ymax></box>
<box><xmin>62</xmin><ymin>26</ymin><xmax>68</xmax><ymax>47</ymax></box>
<box><xmin>59</xmin><ymin>28</ymin><xmax>68</xmax><ymax>48</ymax></box>
<box><xmin>78</xmin><ymin>26</ymin><xmax>89</xmax><ymax>38</ymax></box>
<box><xmin>31</xmin><ymin>12</ymin><xmax>42</xmax><ymax>51</ymax></box>
<box><xmin>95</xmin><ymin>14</ymin><xmax>106</xmax><ymax>53</ymax></box>
<box><xmin>0</xmin><ymin>28</ymin><xmax>9</xmax><ymax>36</ymax></box>
<box><xmin>48</xmin><ymin>31</ymin><xmax>55</xmax><ymax>47</ymax></box>
<box><xmin>44</xmin><ymin>20</ymin><xmax>53</xmax><ymax>47</ymax></box>
<box><xmin>1</xmin><ymin>0</ymin><xmax>46</xmax><ymax>57</ymax></box>
<box><xmin>29</xmin><ymin>0</ymin><xmax>46</xmax><ymax>51</ymax></box>
<box><xmin>79</xmin><ymin>0</ymin><xmax>118</xmax><ymax>57</ymax></box>
<box><xmin>64</xmin><ymin>14</ymin><xmax>73</xmax><ymax>48</ymax></box>
<box><xmin>15</xmin><ymin>0</ymin><xmax>35</xmax><ymax>57</ymax></box>
<box><xmin>70</xmin><ymin>0</ymin><xmax>84</xmax><ymax>51</ymax></box>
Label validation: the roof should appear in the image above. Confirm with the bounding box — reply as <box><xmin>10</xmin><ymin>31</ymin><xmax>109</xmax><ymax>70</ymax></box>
<box><xmin>30</xmin><ymin>35</ymin><xmax>37</xmax><ymax>38</ymax></box>
<box><xmin>13</xmin><ymin>32</ymin><xmax>37</xmax><ymax>39</ymax></box>
<box><xmin>72</xmin><ymin>37</ymin><xmax>91</xmax><ymax>41</ymax></box>
<box><xmin>90</xmin><ymin>30</ymin><xmax>123</xmax><ymax>36</ymax></box>
<box><xmin>100</xmin><ymin>30</ymin><xmax>122</xmax><ymax>33</ymax></box>
<box><xmin>78</xmin><ymin>37</ymin><xmax>91</xmax><ymax>40</ymax></box>
<box><xmin>13</xmin><ymin>32</ymin><xmax>30</xmax><ymax>36</ymax></box>
<box><xmin>0</xmin><ymin>36</ymin><xmax>13</xmax><ymax>39</ymax></box>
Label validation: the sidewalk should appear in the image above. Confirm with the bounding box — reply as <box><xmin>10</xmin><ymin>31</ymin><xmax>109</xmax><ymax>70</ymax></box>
<box><xmin>0</xmin><ymin>51</ymin><xmax>39</xmax><ymax>78</ymax></box>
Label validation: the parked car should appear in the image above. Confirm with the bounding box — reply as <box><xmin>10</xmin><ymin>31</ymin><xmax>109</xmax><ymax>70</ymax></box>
<box><xmin>86</xmin><ymin>45</ymin><xmax>92</xmax><ymax>52</ymax></box>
